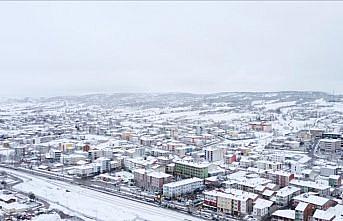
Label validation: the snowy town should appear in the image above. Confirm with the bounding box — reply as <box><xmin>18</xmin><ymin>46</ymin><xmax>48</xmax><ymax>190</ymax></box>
<box><xmin>0</xmin><ymin>91</ymin><xmax>342</xmax><ymax>221</ymax></box>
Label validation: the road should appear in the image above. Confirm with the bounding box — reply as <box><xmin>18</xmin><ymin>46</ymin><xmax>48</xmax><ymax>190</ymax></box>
<box><xmin>2</xmin><ymin>167</ymin><xmax>204</xmax><ymax>221</ymax></box>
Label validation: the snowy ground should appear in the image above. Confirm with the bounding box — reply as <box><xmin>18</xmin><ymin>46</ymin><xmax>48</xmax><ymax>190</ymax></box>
<box><xmin>3</xmin><ymin>168</ymin><xmax>202</xmax><ymax>221</ymax></box>
<box><xmin>32</xmin><ymin>213</ymin><xmax>62</xmax><ymax>221</ymax></box>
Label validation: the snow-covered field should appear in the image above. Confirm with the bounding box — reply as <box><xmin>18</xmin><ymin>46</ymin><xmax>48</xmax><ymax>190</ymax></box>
<box><xmin>256</xmin><ymin>101</ymin><xmax>296</xmax><ymax>110</ymax></box>
<box><xmin>141</xmin><ymin>109</ymin><xmax>256</xmax><ymax>123</ymax></box>
<box><xmin>4</xmin><ymin>169</ymin><xmax>202</xmax><ymax>221</ymax></box>
<box><xmin>32</xmin><ymin>213</ymin><xmax>61</xmax><ymax>221</ymax></box>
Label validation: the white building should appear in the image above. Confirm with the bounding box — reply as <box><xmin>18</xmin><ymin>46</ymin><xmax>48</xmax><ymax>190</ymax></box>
<box><xmin>320</xmin><ymin>165</ymin><xmax>339</xmax><ymax>177</ymax></box>
<box><xmin>163</xmin><ymin>177</ymin><xmax>203</xmax><ymax>198</ymax></box>
<box><xmin>291</xmin><ymin>163</ymin><xmax>306</xmax><ymax>174</ymax></box>
<box><xmin>96</xmin><ymin>157</ymin><xmax>111</xmax><ymax>173</ymax></box>
<box><xmin>50</xmin><ymin>149</ymin><xmax>61</xmax><ymax>161</ymax></box>
<box><xmin>256</xmin><ymin>160</ymin><xmax>282</xmax><ymax>171</ymax></box>
<box><xmin>74</xmin><ymin>164</ymin><xmax>94</xmax><ymax>177</ymax></box>
<box><xmin>313</xmin><ymin>204</ymin><xmax>343</xmax><ymax>221</ymax></box>
<box><xmin>204</xmin><ymin>147</ymin><xmax>224</xmax><ymax>162</ymax></box>
<box><xmin>253</xmin><ymin>198</ymin><xmax>274</xmax><ymax>218</ymax></box>
<box><xmin>289</xmin><ymin>179</ymin><xmax>331</xmax><ymax>197</ymax></box>
<box><xmin>60</xmin><ymin>154</ymin><xmax>86</xmax><ymax>165</ymax></box>
<box><xmin>276</xmin><ymin>186</ymin><xmax>301</xmax><ymax>207</ymax></box>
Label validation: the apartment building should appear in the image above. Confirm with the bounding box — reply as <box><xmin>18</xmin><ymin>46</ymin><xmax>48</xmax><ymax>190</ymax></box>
<box><xmin>328</xmin><ymin>175</ymin><xmax>341</xmax><ymax>187</ymax></box>
<box><xmin>174</xmin><ymin>146</ymin><xmax>193</xmax><ymax>158</ymax></box>
<box><xmin>253</xmin><ymin>198</ymin><xmax>275</xmax><ymax>219</ymax></box>
<box><xmin>322</xmin><ymin>132</ymin><xmax>342</xmax><ymax>140</ymax></box>
<box><xmin>236</xmin><ymin>177</ymin><xmax>272</xmax><ymax>193</ymax></box>
<box><xmin>318</xmin><ymin>139</ymin><xmax>341</xmax><ymax>154</ymax></box>
<box><xmin>294</xmin><ymin>202</ymin><xmax>312</xmax><ymax>221</ymax></box>
<box><xmin>267</xmin><ymin>171</ymin><xmax>295</xmax><ymax>188</ymax></box>
<box><xmin>249</xmin><ymin>122</ymin><xmax>272</xmax><ymax>132</ymax></box>
<box><xmin>74</xmin><ymin>164</ymin><xmax>94</xmax><ymax>177</ymax></box>
<box><xmin>320</xmin><ymin>165</ymin><xmax>339</xmax><ymax>177</ymax></box>
<box><xmin>133</xmin><ymin>169</ymin><xmax>172</xmax><ymax>192</ymax></box>
<box><xmin>289</xmin><ymin>180</ymin><xmax>330</xmax><ymax>197</ymax></box>
<box><xmin>95</xmin><ymin>157</ymin><xmax>111</xmax><ymax>173</ymax></box>
<box><xmin>50</xmin><ymin>149</ymin><xmax>61</xmax><ymax>162</ymax></box>
<box><xmin>204</xmin><ymin>190</ymin><xmax>218</xmax><ymax>208</ymax></box>
<box><xmin>123</xmin><ymin>157</ymin><xmax>154</xmax><ymax>171</ymax></box>
<box><xmin>275</xmin><ymin>186</ymin><xmax>301</xmax><ymax>207</ymax></box>
<box><xmin>240</xmin><ymin>158</ymin><xmax>254</xmax><ymax>168</ymax></box>
<box><xmin>162</xmin><ymin>142</ymin><xmax>185</xmax><ymax>152</ymax></box>
<box><xmin>204</xmin><ymin>147</ymin><xmax>224</xmax><ymax>162</ymax></box>
<box><xmin>312</xmin><ymin>204</ymin><xmax>343</xmax><ymax>221</ymax></box>
<box><xmin>203</xmin><ymin>190</ymin><xmax>254</xmax><ymax>216</ymax></box>
<box><xmin>256</xmin><ymin>160</ymin><xmax>282</xmax><ymax>171</ymax></box>
<box><xmin>309</xmin><ymin>129</ymin><xmax>324</xmax><ymax>140</ymax></box>
<box><xmin>292</xmin><ymin>193</ymin><xmax>336</xmax><ymax>211</ymax></box>
<box><xmin>272</xmin><ymin>210</ymin><xmax>295</xmax><ymax>221</ymax></box>
<box><xmin>174</xmin><ymin>161</ymin><xmax>209</xmax><ymax>178</ymax></box>
<box><xmin>163</xmin><ymin>177</ymin><xmax>203</xmax><ymax>198</ymax></box>
<box><xmin>88</xmin><ymin>149</ymin><xmax>104</xmax><ymax>161</ymax></box>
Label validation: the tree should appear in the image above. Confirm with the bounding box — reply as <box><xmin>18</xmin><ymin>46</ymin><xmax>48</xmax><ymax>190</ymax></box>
<box><xmin>28</xmin><ymin>192</ymin><xmax>36</xmax><ymax>201</ymax></box>
<box><xmin>1</xmin><ymin>180</ymin><xmax>7</xmax><ymax>189</ymax></box>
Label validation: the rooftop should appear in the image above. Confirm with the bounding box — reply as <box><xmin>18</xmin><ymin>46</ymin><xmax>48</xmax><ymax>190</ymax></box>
<box><xmin>163</xmin><ymin>177</ymin><xmax>203</xmax><ymax>188</ymax></box>
<box><xmin>290</xmin><ymin>179</ymin><xmax>330</xmax><ymax>190</ymax></box>
<box><xmin>176</xmin><ymin>160</ymin><xmax>209</xmax><ymax>168</ymax></box>
<box><xmin>276</xmin><ymin>186</ymin><xmax>300</xmax><ymax>197</ymax></box>
<box><xmin>295</xmin><ymin>202</ymin><xmax>309</xmax><ymax>211</ymax></box>
<box><xmin>293</xmin><ymin>193</ymin><xmax>330</xmax><ymax>206</ymax></box>
<box><xmin>254</xmin><ymin>198</ymin><xmax>273</xmax><ymax>209</ymax></box>
<box><xmin>272</xmin><ymin>210</ymin><xmax>295</xmax><ymax>219</ymax></box>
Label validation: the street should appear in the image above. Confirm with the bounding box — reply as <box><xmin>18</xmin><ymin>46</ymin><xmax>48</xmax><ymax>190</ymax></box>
<box><xmin>2</xmin><ymin>167</ymin><xmax>204</xmax><ymax>221</ymax></box>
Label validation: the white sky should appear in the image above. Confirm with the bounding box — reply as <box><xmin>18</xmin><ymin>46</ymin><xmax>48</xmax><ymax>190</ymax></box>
<box><xmin>0</xmin><ymin>2</ymin><xmax>342</xmax><ymax>97</ymax></box>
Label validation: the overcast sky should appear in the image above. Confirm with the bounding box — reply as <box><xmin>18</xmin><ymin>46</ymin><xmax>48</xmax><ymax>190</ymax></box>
<box><xmin>0</xmin><ymin>2</ymin><xmax>342</xmax><ymax>97</ymax></box>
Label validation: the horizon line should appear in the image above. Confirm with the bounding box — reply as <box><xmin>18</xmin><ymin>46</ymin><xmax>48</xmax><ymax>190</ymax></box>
<box><xmin>1</xmin><ymin>90</ymin><xmax>341</xmax><ymax>100</ymax></box>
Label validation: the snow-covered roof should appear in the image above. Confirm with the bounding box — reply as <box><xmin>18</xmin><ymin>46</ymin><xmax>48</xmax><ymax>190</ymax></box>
<box><xmin>293</xmin><ymin>193</ymin><xmax>330</xmax><ymax>206</ymax></box>
<box><xmin>276</xmin><ymin>186</ymin><xmax>300</xmax><ymax>197</ymax></box>
<box><xmin>254</xmin><ymin>198</ymin><xmax>273</xmax><ymax>209</ymax></box>
<box><xmin>290</xmin><ymin>179</ymin><xmax>330</xmax><ymax>190</ymax></box>
<box><xmin>262</xmin><ymin>189</ymin><xmax>275</xmax><ymax>197</ymax></box>
<box><xmin>176</xmin><ymin>160</ymin><xmax>209</xmax><ymax>168</ymax></box>
<box><xmin>272</xmin><ymin>210</ymin><xmax>295</xmax><ymax>219</ymax></box>
<box><xmin>313</xmin><ymin>209</ymin><xmax>335</xmax><ymax>220</ymax></box>
<box><xmin>295</xmin><ymin>202</ymin><xmax>308</xmax><ymax>211</ymax></box>
<box><xmin>164</xmin><ymin>177</ymin><xmax>203</xmax><ymax>188</ymax></box>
